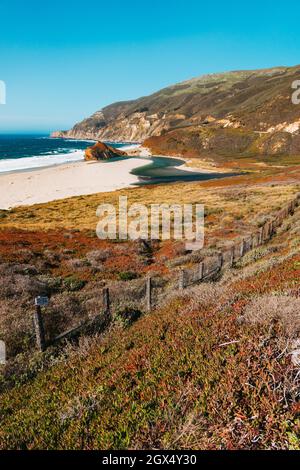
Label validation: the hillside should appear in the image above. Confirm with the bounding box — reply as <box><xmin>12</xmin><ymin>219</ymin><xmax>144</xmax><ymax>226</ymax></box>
<box><xmin>52</xmin><ymin>65</ymin><xmax>300</xmax><ymax>158</ymax></box>
<box><xmin>0</xmin><ymin>156</ymin><xmax>300</xmax><ymax>449</ymax></box>
<box><xmin>0</xmin><ymin>190</ymin><xmax>300</xmax><ymax>449</ymax></box>
<box><xmin>2</xmin><ymin>64</ymin><xmax>300</xmax><ymax>451</ymax></box>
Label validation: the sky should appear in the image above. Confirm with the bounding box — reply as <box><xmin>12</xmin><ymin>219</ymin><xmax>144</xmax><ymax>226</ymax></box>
<box><xmin>0</xmin><ymin>0</ymin><xmax>299</xmax><ymax>133</ymax></box>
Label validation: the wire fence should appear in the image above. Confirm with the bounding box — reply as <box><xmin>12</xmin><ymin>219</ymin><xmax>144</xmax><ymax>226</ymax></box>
<box><xmin>32</xmin><ymin>193</ymin><xmax>300</xmax><ymax>352</ymax></box>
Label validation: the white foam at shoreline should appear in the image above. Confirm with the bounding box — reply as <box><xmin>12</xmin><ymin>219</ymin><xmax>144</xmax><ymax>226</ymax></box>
<box><xmin>0</xmin><ymin>150</ymin><xmax>85</xmax><ymax>173</ymax></box>
<box><xmin>118</xmin><ymin>143</ymin><xmax>140</xmax><ymax>151</ymax></box>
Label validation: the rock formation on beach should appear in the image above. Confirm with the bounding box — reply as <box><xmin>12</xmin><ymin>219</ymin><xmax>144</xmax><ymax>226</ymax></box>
<box><xmin>84</xmin><ymin>141</ymin><xmax>128</xmax><ymax>161</ymax></box>
<box><xmin>52</xmin><ymin>65</ymin><xmax>300</xmax><ymax>159</ymax></box>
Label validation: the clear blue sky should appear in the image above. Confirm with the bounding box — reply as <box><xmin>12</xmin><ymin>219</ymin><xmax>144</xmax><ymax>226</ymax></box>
<box><xmin>0</xmin><ymin>0</ymin><xmax>299</xmax><ymax>133</ymax></box>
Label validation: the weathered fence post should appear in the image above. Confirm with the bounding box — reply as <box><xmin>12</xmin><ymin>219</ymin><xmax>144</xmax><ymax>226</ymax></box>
<box><xmin>259</xmin><ymin>227</ymin><xmax>263</xmax><ymax>245</ymax></box>
<box><xmin>269</xmin><ymin>220</ymin><xmax>274</xmax><ymax>237</ymax></box>
<box><xmin>103</xmin><ymin>287</ymin><xmax>110</xmax><ymax>318</ymax></box>
<box><xmin>268</xmin><ymin>221</ymin><xmax>272</xmax><ymax>239</ymax></box>
<box><xmin>240</xmin><ymin>239</ymin><xmax>246</xmax><ymax>257</ymax></box>
<box><xmin>179</xmin><ymin>269</ymin><xmax>186</xmax><ymax>290</ymax></box>
<box><xmin>33</xmin><ymin>297</ymin><xmax>47</xmax><ymax>352</ymax></box>
<box><xmin>230</xmin><ymin>246</ymin><xmax>235</xmax><ymax>267</ymax></box>
<box><xmin>264</xmin><ymin>222</ymin><xmax>269</xmax><ymax>240</ymax></box>
<box><xmin>198</xmin><ymin>262</ymin><xmax>204</xmax><ymax>281</ymax></box>
<box><xmin>218</xmin><ymin>253</ymin><xmax>223</xmax><ymax>270</ymax></box>
<box><xmin>291</xmin><ymin>200</ymin><xmax>295</xmax><ymax>214</ymax></box>
<box><xmin>146</xmin><ymin>276</ymin><xmax>152</xmax><ymax>312</ymax></box>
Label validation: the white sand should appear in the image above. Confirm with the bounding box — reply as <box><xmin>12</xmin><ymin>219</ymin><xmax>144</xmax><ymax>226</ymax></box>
<box><xmin>0</xmin><ymin>157</ymin><xmax>150</xmax><ymax>209</ymax></box>
<box><xmin>0</xmin><ymin>143</ymin><xmax>217</xmax><ymax>210</ymax></box>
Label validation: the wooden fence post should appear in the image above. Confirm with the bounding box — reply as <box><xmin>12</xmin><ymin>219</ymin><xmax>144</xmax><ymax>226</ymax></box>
<box><xmin>33</xmin><ymin>304</ymin><xmax>46</xmax><ymax>352</ymax></box>
<box><xmin>230</xmin><ymin>246</ymin><xmax>235</xmax><ymax>267</ymax></box>
<box><xmin>264</xmin><ymin>222</ymin><xmax>269</xmax><ymax>240</ymax></box>
<box><xmin>290</xmin><ymin>201</ymin><xmax>295</xmax><ymax>215</ymax></box>
<box><xmin>103</xmin><ymin>287</ymin><xmax>110</xmax><ymax>318</ymax></box>
<box><xmin>259</xmin><ymin>227</ymin><xmax>263</xmax><ymax>245</ymax></box>
<box><xmin>240</xmin><ymin>240</ymin><xmax>246</xmax><ymax>257</ymax></box>
<box><xmin>198</xmin><ymin>262</ymin><xmax>204</xmax><ymax>281</ymax></box>
<box><xmin>249</xmin><ymin>235</ymin><xmax>253</xmax><ymax>250</ymax></box>
<box><xmin>179</xmin><ymin>269</ymin><xmax>186</xmax><ymax>290</ymax></box>
<box><xmin>146</xmin><ymin>276</ymin><xmax>152</xmax><ymax>312</ymax></box>
<box><xmin>269</xmin><ymin>221</ymin><xmax>273</xmax><ymax>237</ymax></box>
<box><xmin>218</xmin><ymin>253</ymin><xmax>223</xmax><ymax>270</ymax></box>
<box><xmin>268</xmin><ymin>221</ymin><xmax>272</xmax><ymax>239</ymax></box>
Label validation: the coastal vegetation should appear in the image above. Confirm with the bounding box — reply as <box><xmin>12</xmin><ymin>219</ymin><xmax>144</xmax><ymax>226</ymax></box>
<box><xmin>1</xmin><ymin>64</ymin><xmax>300</xmax><ymax>450</ymax></box>
<box><xmin>0</xmin><ymin>193</ymin><xmax>299</xmax><ymax>449</ymax></box>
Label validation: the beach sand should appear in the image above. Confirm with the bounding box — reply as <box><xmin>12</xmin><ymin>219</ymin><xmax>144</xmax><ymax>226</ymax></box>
<box><xmin>0</xmin><ymin>143</ymin><xmax>218</xmax><ymax>210</ymax></box>
<box><xmin>0</xmin><ymin>157</ymin><xmax>151</xmax><ymax>209</ymax></box>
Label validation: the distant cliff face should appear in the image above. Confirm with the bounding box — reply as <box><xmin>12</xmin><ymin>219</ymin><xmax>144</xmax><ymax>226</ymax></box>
<box><xmin>52</xmin><ymin>65</ymin><xmax>300</xmax><ymax>157</ymax></box>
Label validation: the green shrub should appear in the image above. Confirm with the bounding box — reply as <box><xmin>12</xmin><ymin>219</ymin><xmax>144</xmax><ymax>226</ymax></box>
<box><xmin>63</xmin><ymin>275</ymin><xmax>86</xmax><ymax>292</ymax></box>
<box><xmin>118</xmin><ymin>271</ymin><xmax>139</xmax><ymax>281</ymax></box>
<box><xmin>115</xmin><ymin>306</ymin><xmax>142</xmax><ymax>327</ymax></box>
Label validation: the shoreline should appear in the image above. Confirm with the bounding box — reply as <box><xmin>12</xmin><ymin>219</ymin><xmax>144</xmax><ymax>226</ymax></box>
<box><xmin>0</xmin><ymin>156</ymin><xmax>151</xmax><ymax>210</ymax></box>
<box><xmin>0</xmin><ymin>144</ymin><xmax>221</xmax><ymax>210</ymax></box>
<box><xmin>0</xmin><ymin>142</ymin><xmax>145</xmax><ymax>176</ymax></box>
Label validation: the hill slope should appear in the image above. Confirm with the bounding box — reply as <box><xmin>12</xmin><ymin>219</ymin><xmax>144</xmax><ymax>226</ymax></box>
<box><xmin>52</xmin><ymin>66</ymin><xmax>300</xmax><ymax>156</ymax></box>
<box><xmin>1</xmin><ymin>203</ymin><xmax>300</xmax><ymax>449</ymax></box>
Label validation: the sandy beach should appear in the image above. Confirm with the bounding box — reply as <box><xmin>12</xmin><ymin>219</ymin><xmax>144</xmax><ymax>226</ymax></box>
<box><xmin>0</xmin><ymin>157</ymin><xmax>151</xmax><ymax>209</ymax></box>
<box><xmin>0</xmin><ymin>142</ymin><xmax>218</xmax><ymax>210</ymax></box>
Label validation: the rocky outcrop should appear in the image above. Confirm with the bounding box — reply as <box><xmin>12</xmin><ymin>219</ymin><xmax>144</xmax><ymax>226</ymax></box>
<box><xmin>84</xmin><ymin>142</ymin><xmax>127</xmax><ymax>161</ymax></box>
<box><xmin>51</xmin><ymin>131</ymin><xmax>68</xmax><ymax>138</ymax></box>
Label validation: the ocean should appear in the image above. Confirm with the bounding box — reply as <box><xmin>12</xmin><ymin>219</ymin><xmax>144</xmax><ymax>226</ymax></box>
<box><xmin>0</xmin><ymin>134</ymin><xmax>131</xmax><ymax>173</ymax></box>
<box><xmin>0</xmin><ymin>134</ymin><xmax>235</xmax><ymax>185</ymax></box>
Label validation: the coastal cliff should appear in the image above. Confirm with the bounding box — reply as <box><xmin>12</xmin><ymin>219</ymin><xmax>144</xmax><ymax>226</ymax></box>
<box><xmin>52</xmin><ymin>65</ymin><xmax>300</xmax><ymax>158</ymax></box>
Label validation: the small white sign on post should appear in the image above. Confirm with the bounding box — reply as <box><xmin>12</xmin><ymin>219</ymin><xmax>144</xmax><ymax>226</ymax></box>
<box><xmin>35</xmin><ymin>296</ymin><xmax>49</xmax><ymax>307</ymax></box>
<box><xmin>0</xmin><ymin>340</ymin><xmax>6</xmax><ymax>365</ymax></box>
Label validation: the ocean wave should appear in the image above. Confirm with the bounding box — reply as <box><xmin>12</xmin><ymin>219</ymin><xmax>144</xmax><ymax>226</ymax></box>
<box><xmin>117</xmin><ymin>143</ymin><xmax>140</xmax><ymax>151</ymax></box>
<box><xmin>0</xmin><ymin>150</ymin><xmax>85</xmax><ymax>173</ymax></box>
<box><xmin>39</xmin><ymin>148</ymin><xmax>78</xmax><ymax>155</ymax></box>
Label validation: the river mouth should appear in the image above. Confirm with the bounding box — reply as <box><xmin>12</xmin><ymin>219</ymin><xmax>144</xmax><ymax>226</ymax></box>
<box><xmin>129</xmin><ymin>155</ymin><xmax>239</xmax><ymax>185</ymax></box>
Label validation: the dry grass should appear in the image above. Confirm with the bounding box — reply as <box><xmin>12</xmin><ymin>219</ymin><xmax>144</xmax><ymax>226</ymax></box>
<box><xmin>243</xmin><ymin>295</ymin><xmax>300</xmax><ymax>338</ymax></box>
<box><xmin>0</xmin><ymin>179</ymin><xmax>299</xmax><ymax>255</ymax></box>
